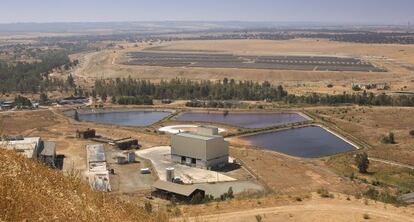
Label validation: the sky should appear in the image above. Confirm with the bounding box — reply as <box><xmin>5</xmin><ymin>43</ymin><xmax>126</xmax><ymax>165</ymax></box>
<box><xmin>0</xmin><ymin>0</ymin><xmax>413</xmax><ymax>25</ymax></box>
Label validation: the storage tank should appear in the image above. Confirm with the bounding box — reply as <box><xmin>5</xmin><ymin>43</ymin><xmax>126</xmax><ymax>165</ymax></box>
<box><xmin>127</xmin><ymin>151</ymin><xmax>136</xmax><ymax>163</ymax></box>
<box><xmin>166</xmin><ymin>167</ymin><xmax>175</xmax><ymax>182</ymax></box>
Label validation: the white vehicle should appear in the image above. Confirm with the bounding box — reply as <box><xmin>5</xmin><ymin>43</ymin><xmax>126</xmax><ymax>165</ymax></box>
<box><xmin>140</xmin><ymin>168</ymin><xmax>151</xmax><ymax>174</ymax></box>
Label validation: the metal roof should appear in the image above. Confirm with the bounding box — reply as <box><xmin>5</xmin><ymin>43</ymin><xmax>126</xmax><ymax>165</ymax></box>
<box><xmin>399</xmin><ymin>192</ymin><xmax>414</xmax><ymax>204</ymax></box>
<box><xmin>175</xmin><ymin>132</ymin><xmax>222</xmax><ymax>141</ymax></box>
<box><xmin>0</xmin><ymin>137</ymin><xmax>41</xmax><ymax>158</ymax></box>
<box><xmin>86</xmin><ymin>144</ymin><xmax>106</xmax><ymax>163</ymax></box>
<box><xmin>41</xmin><ymin>141</ymin><xmax>56</xmax><ymax>156</ymax></box>
<box><xmin>152</xmin><ymin>180</ymin><xmax>204</xmax><ymax>197</ymax></box>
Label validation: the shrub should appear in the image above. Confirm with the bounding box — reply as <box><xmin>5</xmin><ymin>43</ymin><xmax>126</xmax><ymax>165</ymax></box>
<box><xmin>355</xmin><ymin>152</ymin><xmax>369</xmax><ymax>173</ymax></box>
<box><xmin>317</xmin><ymin>188</ymin><xmax>334</xmax><ymax>198</ymax></box>
<box><xmin>382</xmin><ymin>132</ymin><xmax>396</xmax><ymax>144</ymax></box>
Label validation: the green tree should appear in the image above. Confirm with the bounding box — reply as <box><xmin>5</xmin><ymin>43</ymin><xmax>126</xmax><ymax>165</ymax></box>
<box><xmin>40</xmin><ymin>93</ymin><xmax>49</xmax><ymax>105</ymax></box>
<box><xmin>382</xmin><ymin>132</ymin><xmax>396</xmax><ymax>144</ymax></box>
<box><xmin>227</xmin><ymin>187</ymin><xmax>234</xmax><ymax>199</ymax></box>
<box><xmin>355</xmin><ymin>152</ymin><xmax>369</xmax><ymax>173</ymax></box>
<box><xmin>101</xmin><ymin>92</ymin><xmax>107</xmax><ymax>102</ymax></box>
<box><xmin>66</xmin><ymin>74</ymin><xmax>75</xmax><ymax>88</ymax></box>
<box><xmin>74</xmin><ymin>110</ymin><xmax>80</xmax><ymax>122</ymax></box>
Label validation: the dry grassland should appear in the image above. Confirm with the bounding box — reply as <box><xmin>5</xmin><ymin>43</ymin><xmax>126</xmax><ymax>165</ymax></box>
<box><xmin>309</xmin><ymin>106</ymin><xmax>414</xmax><ymax>165</ymax></box>
<box><xmin>0</xmin><ymin>149</ymin><xmax>167</xmax><ymax>221</ymax></box>
<box><xmin>72</xmin><ymin>39</ymin><xmax>414</xmax><ymax>95</ymax></box>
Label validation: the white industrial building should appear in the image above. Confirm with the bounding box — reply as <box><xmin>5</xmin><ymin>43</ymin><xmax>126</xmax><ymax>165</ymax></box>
<box><xmin>171</xmin><ymin>126</ymin><xmax>229</xmax><ymax>169</ymax></box>
<box><xmin>86</xmin><ymin>144</ymin><xmax>111</xmax><ymax>192</ymax></box>
<box><xmin>0</xmin><ymin>137</ymin><xmax>42</xmax><ymax>159</ymax></box>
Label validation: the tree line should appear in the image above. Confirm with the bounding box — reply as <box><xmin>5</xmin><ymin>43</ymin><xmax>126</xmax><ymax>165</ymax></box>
<box><xmin>94</xmin><ymin>77</ymin><xmax>288</xmax><ymax>102</ymax></box>
<box><xmin>94</xmin><ymin>77</ymin><xmax>414</xmax><ymax>107</ymax></box>
<box><xmin>0</xmin><ymin>50</ymin><xmax>74</xmax><ymax>94</ymax></box>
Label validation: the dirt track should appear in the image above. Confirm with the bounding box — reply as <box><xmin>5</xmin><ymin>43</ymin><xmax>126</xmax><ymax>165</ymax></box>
<box><xmin>178</xmin><ymin>194</ymin><xmax>414</xmax><ymax>222</ymax></box>
<box><xmin>182</xmin><ymin>203</ymin><xmax>414</xmax><ymax>222</ymax></box>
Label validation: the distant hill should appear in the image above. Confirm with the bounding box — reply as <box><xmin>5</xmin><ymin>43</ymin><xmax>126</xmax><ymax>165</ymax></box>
<box><xmin>0</xmin><ymin>149</ymin><xmax>166</xmax><ymax>221</ymax></box>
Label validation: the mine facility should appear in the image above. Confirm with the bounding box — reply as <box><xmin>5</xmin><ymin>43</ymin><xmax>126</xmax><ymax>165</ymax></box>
<box><xmin>76</xmin><ymin>128</ymin><xmax>96</xmax><ymax>139</ymax></box>
<box><xmin>0</xmin><ymin>136</ymin><xmax>56</xmax><ymax>167</ymax></box>
<box><xmin>171</xmin><ymin>126</ymin><xmax>229</xmax><ymax>169</ymax></box>
<box><xmin>38</xmin><ymin>141</ymin><xmax>56</xmax><ymax>168</ymax></box>
<box><xmin>58</xmin><ymin>96</ymin><xmax>89</xmax><ymax>105</ymax></box>
<box><xmin>110</xmin><ymin>138</ymin><xmax>139</xmax><ymax>150</ymax></box>
<box><xmin>0</xmin><ymin>101</ymin><xmax>14</xmax><ymax>110</ymax></box>
<box><xmin>152</xmin><ymin>180</ymin><xmax>206</xmax><ymax>202</ymax></box>
<box><xmin>86</xmin><ymin>144</ymin><xmax>111</xmax><ymax>192</ymax></box>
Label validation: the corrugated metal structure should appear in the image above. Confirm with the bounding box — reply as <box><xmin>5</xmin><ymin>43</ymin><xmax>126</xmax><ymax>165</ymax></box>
<box><xmin>152</xmin><ymin>180</ymin><xmax>205</xmax><ymax>201</ymax></box>
<box><xmin>76</xmin><ymin>128</ymin><xmax>96</xmax><ymax>139</ymax></box>
<box><xmin>399</xmin><ymin>192</ymin><xmax>414</xmax><ymax>204</ymax></box>
<box><xmin>86</xmin><ymin>144</ymin><xmax>111</xmax><ymax>192</ymax></box>
<box><xmin>39</xmin><ymin>141</ymin><xmax>56</xmax><ymax>168</ymax></box>
<box><xmin>0</xmin><ymin>137</ymin><xmax>42</xmax><ymax>159</ymax></box>
<box><xmin>171</xmin><ymin>127</ymin><xmax>228</xmax><ymax>169</ymax></box>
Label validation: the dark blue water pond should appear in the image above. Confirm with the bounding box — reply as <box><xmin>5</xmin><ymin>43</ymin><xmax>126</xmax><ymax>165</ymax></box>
<box><xmin>79</xmin><ymin>111</ymin><xmax>171</xmax><ymax>127</ymax></box>
<box><xmin>241</xmin><ymin>126</ymin><xmax>355</xmax><ymax>158</ymax></box>
<box><xmin>175</xmin><ymin>112</ymin><xmax>308</xmax><ymax>128</ymax></box>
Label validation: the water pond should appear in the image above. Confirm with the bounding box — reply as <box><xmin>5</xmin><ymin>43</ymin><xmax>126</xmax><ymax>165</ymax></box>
<box><xmin>175</xmin><ymin>112</ymin><xmax>308</xmax><ymax>128</ymax></box>
<box><xmin>240</xmin><ymin>126</ymin><xmax>356</xmax><ymax>158</ymax></box>
<box><xmin>78</xmin><ymin>110</ymin><xmax>171</xmax><ymax>127</ymax></box>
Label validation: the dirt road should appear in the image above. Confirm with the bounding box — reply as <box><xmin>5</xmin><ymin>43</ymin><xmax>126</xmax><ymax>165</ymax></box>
<box><xmin>369</xmin><ymin>157</ymin><xmax>414</xmax><ymax>170</ymax></box>
<box><xmin>179</xmin><ymin>203</ymin><xmax>414</xmax><ymax>222</ymax></box>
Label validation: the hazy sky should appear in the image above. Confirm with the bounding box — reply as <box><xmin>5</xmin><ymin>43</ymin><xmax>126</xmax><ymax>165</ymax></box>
<box><xmin>1</xmin><ymin>0</ymin><xmax>413</xmax><ymax>24</ymax></box>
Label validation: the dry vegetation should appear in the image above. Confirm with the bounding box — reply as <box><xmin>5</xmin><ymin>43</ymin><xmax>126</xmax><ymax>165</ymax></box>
<box><xmin>73</xmin><ymin>39</ymin><xmax>414</xmax><ymax>95</ymax></box>
<box><xmin>229</xmin><ymin>146</ymin><xmax>359</xmax><ymax>194</ymax></box>
<box><xmin>177</xmin><ymin>193</ymin><xmax>414</xmax><ymax>222</ymax></box>
<box><xmin>0</xmin><ymin>149</ymin><xmax>167</xmax><ymax>221</ymax></box>
<box><xmin>310</xmin><ymin>106</ymin><xmax>414</xmax><ymax>165</ymax></box>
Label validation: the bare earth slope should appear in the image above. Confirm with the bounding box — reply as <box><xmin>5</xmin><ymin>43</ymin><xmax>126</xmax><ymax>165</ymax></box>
<box><xmin>0</xmin><ymin>149</ymin><xmax>166</xmax><ymax>222</ymax></box>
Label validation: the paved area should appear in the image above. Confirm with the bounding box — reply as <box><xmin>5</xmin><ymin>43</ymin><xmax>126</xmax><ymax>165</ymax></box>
<box><xmin>106</xmin><ymin>146</ymin><xmax>155</xmax><ymax>193</ymax></box>
<box><xmin>136</xmin><ymin>146</ymin><xmax>236</xmax><ymax>184</ymax></box>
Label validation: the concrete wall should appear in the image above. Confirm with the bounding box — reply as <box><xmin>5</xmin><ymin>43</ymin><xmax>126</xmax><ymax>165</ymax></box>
<box><xmin>171</xmin><ymin>134</ymin><xmax>207</xmax><ymax>160</ymax></box>
<box><xmin>171</xmin><ymin>133</ymin><xmax>229</xmax><ymax>169</ymax></box>
<box><xmin>206</xmin><ymin>155</ymin><xmax>229</xmax><ymax>168</ymax></box>
<box><xmin>206</xmin><ymin>138</ymin><xmax>228</xmax><ymax>161</ymax></box>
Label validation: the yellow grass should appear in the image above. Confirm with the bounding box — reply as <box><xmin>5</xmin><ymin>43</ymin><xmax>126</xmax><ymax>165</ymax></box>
<box><xmin>0</xmin><ymin>149</ymin><xmax>167</xmax><ymax>221</ymax></box>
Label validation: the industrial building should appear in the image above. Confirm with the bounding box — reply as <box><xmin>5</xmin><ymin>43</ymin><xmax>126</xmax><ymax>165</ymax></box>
<box><xmin>86</xmin><ymin>144</ymin><xmax>111</xmax><ymax>192</ymax></box>
<box><xmin>0</xmin><ymin>137</ymin><xmax>57</xmax><ymax>168</ymax></box>
<box><xmin>171</xmin><ymin>127</ymin><xmax>228</xmax><ymax>169</ymax></box>
<box><xmin>152</xmin><ymin>180</ymin><xmax>205</xmax><ymax>201</ymax></box>
<box><xmin>0</xmin><ymin>136</ymin><xmax>42</xmax><ymax>159</ymax></box>
<box><xmin>111</xmin><ymin>138</ymin><xmax>139</xmax><ymax>150</ymax></box>
<box><xmin>39</xmin><ymin>141</ymin><xmax>56</xmax><ymax>168</ymax></box>
<box><xmin>76</xmin><ymin>128</ymin><xmax>96</xmax><ymax>139</ymax></box>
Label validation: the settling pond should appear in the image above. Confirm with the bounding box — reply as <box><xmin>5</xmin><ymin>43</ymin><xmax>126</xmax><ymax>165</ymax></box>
<box><xmin>175</xmin><ymin>112</ymin><xmax>308</xmax><ymax>128</ymax></box>
<box><xmin>240</xmin><ymin>126</ymin><xmax>356</xmax><ymax>158</ymax></box>
<box><xmin>78</xmin><ymin>110</ymin><xmax>171</xmax><ymax>127</ymax></box>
